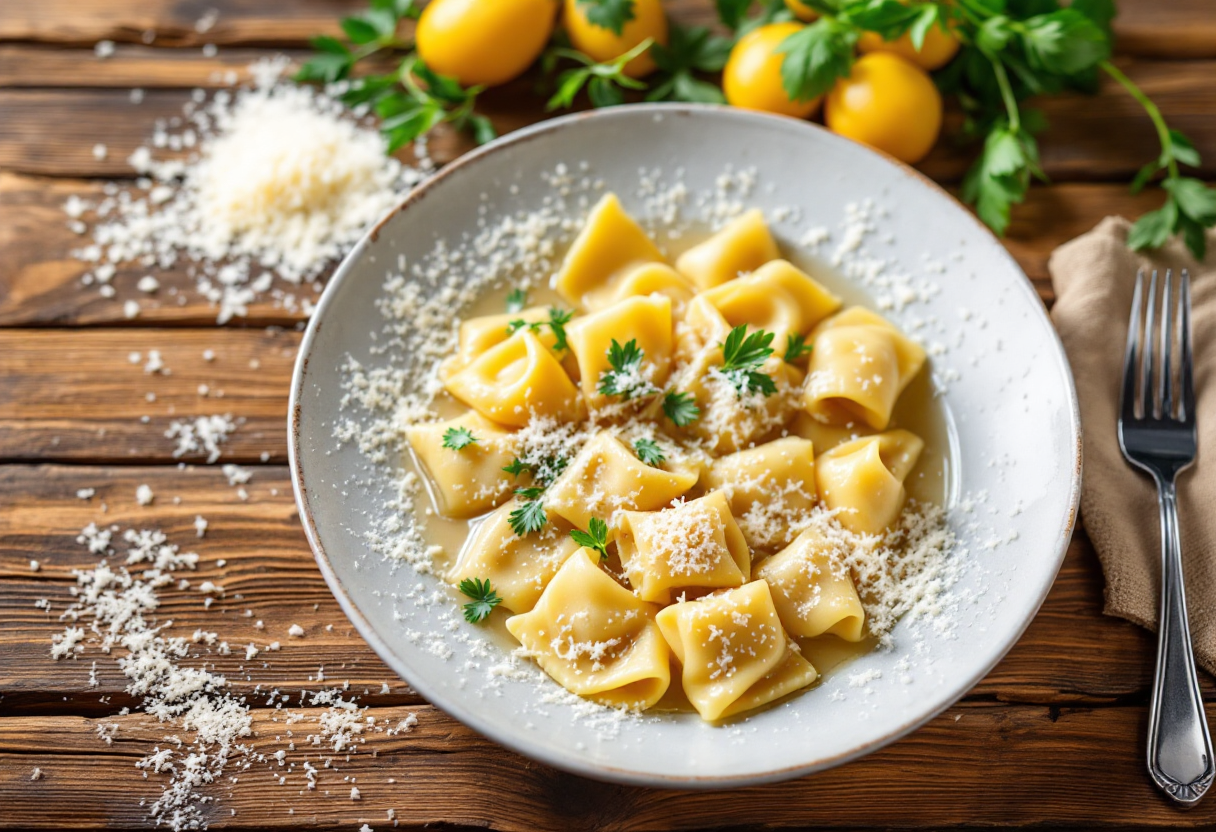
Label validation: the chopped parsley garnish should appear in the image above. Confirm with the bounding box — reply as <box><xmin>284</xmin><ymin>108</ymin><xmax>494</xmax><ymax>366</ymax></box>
<box><xmin>597</xmin><ymin>338</ymin><xmax>657</xmax><ymax>400</ymax></box>
<box><xmin>508</xmin><ymin>492</ymin><xmax>547</xmax><ymax>536</ymax></box>
<box><xmin>505</xmin><ymin>288</ymin><xmax>527</xmax><ymax>313</ymax></box>
<box><xmin>662</xmin><ymin>390</ymin><xmax>700</xmax><ymax>426</ymax></box>
<box><xmin>719</xmin><ymin>324</ymin><xmax>777</xmax><ymax>397</ymax></box>
<box><xmin>502</xmin><ymin>458</ymin><xmax>530</xmax><ymax>477</ymax></box>
<box><xmin>502</xmin><ymin>455</ymin><xmax>568</xmax><ymax>486</ymax></box>
<box><xmin>457</xmin><ymin>577</ymin><xmax>501</xmax><ymax>624</ymax></box>
<box><xmin>577</xmin><ymin>0</ymin><xmax>635</xmax><ymax>35</ymax></box>
<box><xmin>441</xmin><ymin>426</ymin><xmax>477</xmax><ymax>450</ymax></box>
<box><xmin>570</xmin><ymin>517</ymin><xmax>610</xmax><ymax>561</ymax></box>
<box><xmin>633</xmin><ymin>438</ymin><xmax>666</xmax><ymax>466</ymax></box>
<box><xmin>547</xmin><ymin>307</ymin><xmax>574</xmax><ymax>352</ymax></box>
<box><xmin>503</xmin><ymin>307</ymin><xmax>574</xmax><ymax>352</ymax></box>
<box><xmin>784</xmin><ymin>333</ymin><xmax>814</xmax><ymax>363</ymax></box>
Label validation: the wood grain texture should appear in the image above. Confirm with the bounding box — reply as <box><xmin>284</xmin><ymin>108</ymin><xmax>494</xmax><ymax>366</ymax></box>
<box><xmin>0</xmin><ymin>171</ymin><xmax>1175</xmax><ymax>328</ymax></box>
<box><xmin>0</xmin><ymin>329</ymin><xmax>297</xmax><ymax>463</ymax></box>
<box><xmin>0</xmin><ymin>464</ymin><xmax>1203</xmax><ymax>715</ymax></box>
<box><xmin>2</xmin><ymin>59</ymin><xmax>1214</xmax><ymax>181</ymax></box>
<box><xmin>5</xmin><ymin>703</ymin><xmax>1216</xmax><ymax>830</ymax></box>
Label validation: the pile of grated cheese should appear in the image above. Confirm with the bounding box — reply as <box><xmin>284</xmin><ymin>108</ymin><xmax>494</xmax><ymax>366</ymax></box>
<box><xmin>67</xmin><ymin>57</ymin><xmax>427</xmax><ymax>322</ymax></box>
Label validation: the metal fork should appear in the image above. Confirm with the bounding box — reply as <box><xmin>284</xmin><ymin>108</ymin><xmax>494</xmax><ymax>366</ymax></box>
<box><xmin>1119</xmin><ymin>268</ymin><xmax>1214</xmax><ymax>804</ymax></box>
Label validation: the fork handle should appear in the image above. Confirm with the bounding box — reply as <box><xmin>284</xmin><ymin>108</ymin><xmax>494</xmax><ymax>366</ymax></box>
<box><xmin>1148</xmin><ymin>477</ymin><xmax>1215</xmax><ymax>804</ymax></box>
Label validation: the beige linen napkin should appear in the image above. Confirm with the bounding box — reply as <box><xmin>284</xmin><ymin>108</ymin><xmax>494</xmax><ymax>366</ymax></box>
<box><xmin>1050</xmin><ymin>217</ymin><xmax>1216</xmax><ymax>674</ymax></box>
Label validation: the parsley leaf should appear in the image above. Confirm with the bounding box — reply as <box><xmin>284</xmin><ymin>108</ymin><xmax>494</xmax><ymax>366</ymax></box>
<box><xmin>598</xmin><ymin>339</ymin><xmax>658</xmax><ymax>400</ymax></box>
<box><xmin>647</xmin><ymin>25</ymin><xmax>732</xmax><ymax>104</ymax></box>
<box><xmin>577</xmin><ymin>0</ymin><xmax>636</xmax><ymax>35</ymax></box>
<box><xmin>633</xmin><ymin>438</ymin><xmax>666</xmax><ymax>466</ymax></box>
<box><xmin>296</xmin><ymin>36</ymin><xmax>354</xmax><ymax>83</ymax></box>
<box><xmin>777</xmin><ymin>17</ymin><xmax>858</xmax><ymax>103</ymax></box>
<box><xmin>784</xmin><ymin>333</ymin><xmax>814</xmax><ymax>363</ymax></box>
<box><xmin>505</xmin><ymin>288</ymin><xmax>527</xmax><ymax>313</ymax></box>
<box><xmin>506</xmin><ymin>318</ymin><xmax>531</xmax><ymax>336</ymax></box>
<box><xmin>719</xmin><ymin>325</ymin><xmax>777</xmax><ymax>397</ymax></box>
<box><xmin>960</xmin><ymin>122</ymin><xmax>1042</xmax><ymax>237</ymax></box>
<box><xmin>1020</xmin><ymin>9</ymin><xmax>1110</xmax><ymax>76</ymax></box>
<box><xmin>457</xmin><ymin>577</ymin><xmax>501</xmax><ymax>624</ymax></box>
<box><xmin>502</xmin><ymin>458</ymin><xmax>530</xmax><ymax>478</ymax></box>
<box><xmin>441</xmin><ymin>426</ymin><xmax>477</xmax><ymax>450</ymax></box>
<box><xmin>546</xmin><ymin>39</ymin><xmax>651</xmax><ymax>111</ymax></box>
<box><xmin>508</xmin><ymin>494</ymin><xmax>547</xmax><ymax>537</ymax></box>
<box><xmin>662</xmin><ymin>390</ymin><xmax>700</xmax><ymax>427</ymax></box>
<box><xmin>547</xmin><ymin>308</ymin><xmax>575</xmax><ymax>352</ymax></box>
<box><xmin>570</xmin><ymin>517</ymin><xmax>610</xmax><ymax>560</ymax></box>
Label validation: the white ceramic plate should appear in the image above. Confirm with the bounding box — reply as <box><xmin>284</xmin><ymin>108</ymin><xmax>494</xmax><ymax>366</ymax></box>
<box><xmin>289</xmin><ymin>105</ymin><xmax>1080</xmax><ymax>787</ymax></box>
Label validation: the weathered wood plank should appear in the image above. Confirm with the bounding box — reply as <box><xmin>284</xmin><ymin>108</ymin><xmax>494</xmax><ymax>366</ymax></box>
<box><xmin>0</xmin><ymin>44</ymin><xmax>282</xmax><ymax>88</ymax></box>
<box><xmin>0</xmin><ymin>465</ymin><xmax>1200</xmax><ymax>712</ymax></box>
<box><xmin>0</xmin><ymin>329</ymin><xmax>297</xmax><ymax>463</ymax></box>
<box><xmin>0</xmin><ymin>170</ymin><xmax>1175</xmax><ymax>327</ymax></box>
<box><xmin>3</xmin><ymin>60</ymin><xmax>1215</xmax><ymax>182</ymax></box>
<box><xmin>0</xmin><ymin>465</ymin><xmax>422</xmax><ymax>714</ymax></box>
<box><xmin>0</xmin><ymin>0</ymin><xmax>1209</xmax><ymax>57</ymax></box>
<box><xmin>3</xmin><ymin>702</ymin><xmax>1216</xmax><ymax>830</ymax></box>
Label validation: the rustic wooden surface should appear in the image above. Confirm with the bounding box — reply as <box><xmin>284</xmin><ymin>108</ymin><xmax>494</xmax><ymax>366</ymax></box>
<box><xmin>2</xmin><ymin>0</ymin><xmax>1215</xmax><ymax>829</ymax></box>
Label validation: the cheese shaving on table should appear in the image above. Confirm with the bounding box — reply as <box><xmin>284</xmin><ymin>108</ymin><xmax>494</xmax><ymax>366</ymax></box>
<box><xmin>66</xmin><ymin>57</ymin><xmax>427</xmax><ymax>323</ymax></box>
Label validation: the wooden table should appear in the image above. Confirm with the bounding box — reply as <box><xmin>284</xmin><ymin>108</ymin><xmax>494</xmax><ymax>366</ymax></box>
<box><xmin>3</xmin><ymin>1</ymin><xmax>1216</xmax><ymax>829</ymax></box>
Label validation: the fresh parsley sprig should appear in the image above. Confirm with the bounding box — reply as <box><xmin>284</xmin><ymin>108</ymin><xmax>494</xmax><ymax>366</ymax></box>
<box><xmin>662</xmin><ymin>390</ymin><xmax>700</xmax><ymax>427</ymax></box>
<box><xmin>508</xmin><ymin>489</ymin><xmax>548</xmax><ymax>537</ymax></box>
<box><xmin>296</xmin><ymin>0</ymin><xmax>495</xmax><ymax>151</ymax></box>
<box><xmin>458</xmin><ymin>577</ymin><xmax>502</xmax><ymax>624</ymax></box>
<box><xmin>504</xmin><ymin>307</ymin><xmax>575</xmax><ymax>352</ymax></box>
<box><xmin>442</xmin><ymin>426</ymin><xmax>477</xmax><ymax>450</ymax></box>
<box><xmin>545</xmin><ymin>39</ymin><xmax>653</xmax><ymax>110</ymax></box>
<box><xmin>598</xmin><ymin>339</ymin><xmax>658</xmax><ymax>400</ymax></box>
<box><xmin>570</xmin><ymin>517</ymin><xmax>610</xmax><ymax>560</ymax></box>
<box><xmin>1103</xmin><ymin>61</ymin><xmax>1216</xmax><ymax>261</ymax></box>
<box><xmin>647</xmin><ymin>25</ymin><xmax>733</xmax><ymax>104</ymax></box>
<box><xmin>784</xmin><ymin>333</ymin><xmax>813</xmax><ymax>363</ymax></box>
<box><xmin>718</xmin><ymin>325</ymin><xmax>777</xmax><ymax>397</ymax></box>
<box><xmin>633</xmin><ymin>438</ymin><xmax>666</xmax><ymax>466</ymax></box>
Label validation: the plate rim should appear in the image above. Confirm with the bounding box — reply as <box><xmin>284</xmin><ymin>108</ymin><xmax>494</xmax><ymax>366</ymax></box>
<box><xmin>287</xmin><ymin>103</ymin><xmax>1083</xmax><ymax>789</ymax></box>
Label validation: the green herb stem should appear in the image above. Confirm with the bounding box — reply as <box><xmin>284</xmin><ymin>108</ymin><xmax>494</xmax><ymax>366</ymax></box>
<box><xmin>988</xmin><ymin>54</ymin><xmax>1020</xmax><ymax>133</ymax></box>
<box><xmin>1101</xmin><ymin>60</ymin><xmax>1178</xmax><ymax>179</ymax></box>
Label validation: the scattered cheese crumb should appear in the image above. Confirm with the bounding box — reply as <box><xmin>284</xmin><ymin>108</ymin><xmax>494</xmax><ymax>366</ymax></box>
<box><xmin>288</xmin><ymin>624</ymin><xmax>305</xmax><ymax>638</ymax></box>
<box><xmin>135</xmin><ymin>484</ymin><xmax>154</xmax><ymax>506</ymax></box>
<box><xmin>350</xmin><ymin>786</ymin><xmax>361</xmax><ymax>800</ymax></box>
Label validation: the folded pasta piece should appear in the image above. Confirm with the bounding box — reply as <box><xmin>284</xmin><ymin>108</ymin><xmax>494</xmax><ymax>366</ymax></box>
<box><xmin>616</xmin><ymin>490</ymin><xmax>750</xmax><ymax>604</ymax></box>
<box><xmin>673</xmin><ymin>295</ymin><xmax>734</xmax><ymax>363</ymax></box>
<box><xmin>789</xmin><ymin>410</ymin><xmax>875</xmax><ymax>454</ymax></box>
<box><xmin>656</xmin><ymin>580</ymin><xmax>817</xmax><ymax>720</ymax></box>
<box><xmin>803</xmin><ymin>307</ymin><xmax>927</xmax><ymax>430</ymax></box>
<box><xmin>592</xmin><ymin>263</ymin><xmax>697</xmax><ymax>317</ymax></box>
<box><xmin>675</xmin><ymin>209</ymin><xmax>780</xmax><ymax>290</ymax></box>
<box><xmin>567</xmin><ymin>295</ymin><xmax>674</xmax><ymax>407</ymax></box>
<box><xmin>448</xmin><ymin>500</ymin><xmax>581</xmax><ymax>614</ymax></box>
<box><xmin>705</xmin><ymin>437</ymin><xmax>817</xmax><ymax>553</ymax></box>
<box><xmin>445</xmin><ymin>330</ymin><xmax>583</xmax><ymax>428</ymax></box>
<box><xmin>441</xmin><ymin>306</ymin><xmax>557</xmax><ymax>380</ymax></box>
<box><xmin>664</xmin><ymin>348</ymin><xmax>803</xmax><ymax>455</ymax></box>
<box><xmin>506</xmin><ymin>548</ymin><xmax>671</xmax><ymax>709</ymax></box>
<box><xmin>700</xmin><ymin>260</ymin><xmax>841</xmax><ymax>348</ymax></box>
<box><xmin>756</xmin><ymin>527</ymin><xmax>866</xmax><ymax>641</ymax></box>
<box><xmin>405</xmin><ymin>412</ymin><xmax>519</xmax><ymax>518</ymax></box>
<box><xmin>815</xmin><ymin>429</ymin><xmax>924</xmax><ymax>535</ymax></box>
<box><xmin>554</xmin><ymin>193</ymin><xmax>666</xmax><ymax>309</ymax></box>
<box><xmin>546</xmin><ymin>432</ymin><xmax>698</xmax><ymax>531</ymax></box>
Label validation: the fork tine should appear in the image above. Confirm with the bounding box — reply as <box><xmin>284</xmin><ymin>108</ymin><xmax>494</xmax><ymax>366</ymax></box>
<box><xmin>1142</xmin><ymin>269</ymin><xmax>1158</xmax><ymax>418</ymax></box>
<box><xmin>1161</xmin><ymin>269</ymin><xmax>1174</xmax><ymax>419</ymax></box>
<box><xmin>1122</xmin><ymin>269</ymin><xmax>1145</xmax><ymax>421</ymax></box>
<box><xmin>1180</xmin><ymin>268</ymin><xmax>1195</xmax><ymax>424</ymax></box>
